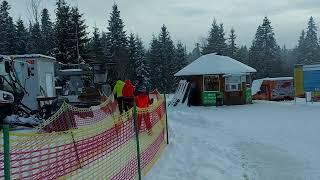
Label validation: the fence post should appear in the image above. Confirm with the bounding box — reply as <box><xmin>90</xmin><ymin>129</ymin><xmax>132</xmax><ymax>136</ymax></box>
<box><xmin>164</xmin><ymin>94</ymin><xmax>169</xmax><ymax>145</ymax></box>
<box><xmin>3</xmin><ymin>124</ymin><xmax>10</xmax><ymax>180</ymax></box>
<box><xmin>133</xmin><ymin>98</ymin><xmax>142</xmax><ymax>180</ymax></box>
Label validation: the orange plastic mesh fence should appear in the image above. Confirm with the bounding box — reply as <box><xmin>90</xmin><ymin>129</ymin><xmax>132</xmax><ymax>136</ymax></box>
<box><xmin>0</xmin><ymin>92</ymin><xmax>167</xmax><ymax>180</ymax></box>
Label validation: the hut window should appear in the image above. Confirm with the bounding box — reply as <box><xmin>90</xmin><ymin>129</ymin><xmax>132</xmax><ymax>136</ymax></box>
<box><xmin>225</xmin><ymin>75</ymin><xmax>241</xmax><ymax>92</ymax></box>
<box><xmin>203</xmin><ymin>75</ymin><xmax>220</xmax><ymax>91</ymax></box>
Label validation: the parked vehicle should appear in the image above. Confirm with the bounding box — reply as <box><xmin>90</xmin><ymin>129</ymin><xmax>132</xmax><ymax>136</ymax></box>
<box><xmin>252</xmin><ymin>77</ymin><xmax>294</xmax><ymax>101</ymax></box>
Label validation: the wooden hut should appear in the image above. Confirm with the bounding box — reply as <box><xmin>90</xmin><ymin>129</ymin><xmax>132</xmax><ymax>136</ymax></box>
<box><xmin>174</xmin><ymin>53</ymin><xmax>256</xmax><ymax>106</ymax></box>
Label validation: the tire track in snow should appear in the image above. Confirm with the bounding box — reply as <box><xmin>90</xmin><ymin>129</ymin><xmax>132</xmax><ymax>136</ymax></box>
<box><xmin>235</xmin><ymin>142</ymin><xmax>309</xmax><ymax>180</ymax></box>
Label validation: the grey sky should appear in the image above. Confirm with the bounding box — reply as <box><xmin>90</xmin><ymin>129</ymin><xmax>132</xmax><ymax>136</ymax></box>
<box><xmin>7</xmin><ymin>0</ymin><xmax>320</xmax><ymax>51</ymax></box>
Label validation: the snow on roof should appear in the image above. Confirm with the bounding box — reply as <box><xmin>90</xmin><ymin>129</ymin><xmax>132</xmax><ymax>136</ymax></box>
<box><xmin>0</xmin><ymin>55</ymin><xmax>10</xmax><ymax>60</ymax></box>
<box><xmin>60</xmin><ymin>69</ymin><xmax>83</xmax><ymax>72</ymax></box>
<box><xmin>11</xmin><ymin>54</ymin><xmax>56</xmax><ymax>61</ymax></box>
<box><xmin>175</xmin><ymin>53</ymin><xmax>256</xmax><ymax>76</ymax></box>
<box><xmin>303</xmin><ymin>64</ymin><xmax>320</xmax><ymax>71</ymax></box>
<box><xmin>262</xmin><ymin>77</ymin><xmax>293</xmax><ymax>81</ymax></box>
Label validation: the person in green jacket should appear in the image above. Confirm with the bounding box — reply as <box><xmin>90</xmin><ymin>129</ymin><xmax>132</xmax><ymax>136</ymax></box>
<box><xmin>113</xmin><ymin>80</ymin><xmax>125</xmax><ymax>113</ymax></box>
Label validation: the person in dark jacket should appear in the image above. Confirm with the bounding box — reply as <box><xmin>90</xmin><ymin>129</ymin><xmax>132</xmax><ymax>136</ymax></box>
<box><xmin>188</xmin><ymin>81</ymin><xmax>196</xmax><ymax>107</ymax></box>
<box><xmin>122</xmin><ymin>80</ymin><xmax>135</xmax><ymax>112</ymax></box>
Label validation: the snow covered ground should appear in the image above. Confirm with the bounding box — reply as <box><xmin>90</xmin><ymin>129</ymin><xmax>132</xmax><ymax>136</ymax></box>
<box><xmin>146</xmin><ymin>99</ymin><xmax>320</xmax><ymax>180</ymax></box>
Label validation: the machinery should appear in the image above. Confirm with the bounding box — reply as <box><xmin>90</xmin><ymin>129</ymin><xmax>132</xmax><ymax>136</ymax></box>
<box><xmin>0</xmin><ymin>56</ymin><xmax>22</xmax><ymax>127</ymax></box>
<box><xmin>0</xmin><ymin>56</ymin><xmax>43</xmax><ymax>128</ymax></box>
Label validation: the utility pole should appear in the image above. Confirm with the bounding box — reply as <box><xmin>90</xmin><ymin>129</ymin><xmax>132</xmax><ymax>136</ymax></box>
<box><xmin>75</xmin><ymin>22</ymin><xmax>80</xmax><ymax>65</ymax></box>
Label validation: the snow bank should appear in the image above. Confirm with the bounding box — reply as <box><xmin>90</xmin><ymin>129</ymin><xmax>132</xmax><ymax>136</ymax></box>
<box><xmin>146</xmin><ymin>100</ymin><xmax>320</xmax><ymax>180</ymax></box>
<box><xmin>4</xmin><ymin>115</ymin><xmax>41</xmax><ymax>126</ymax></box>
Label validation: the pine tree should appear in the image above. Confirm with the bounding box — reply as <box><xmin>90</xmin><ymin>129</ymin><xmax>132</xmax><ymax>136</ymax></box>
<box><xmin>295</xmin><ymin>17</ymin><xmax>320</xmax><ymax>65</ymax></box>
<box><xmin>158</xmin><ymin>25</ymin><xmax>176</xmax><ymax>93</ymax></box>
<box><xmin>55</xmin><ymin>0</ymin><xmax>71</xmax><ymax>63</ymax></box>
<box><xmin>304</xmin><ymin>17</ymin><xmax>319</xmax><ymax>64</ymax></box>
<box><xmin>236</xmin><ymin>45</ymin><xmax>249</xmax><ymax>64</ymax></box>
<box><xmin>100</xmin><ymin>31</ymin><xmax>108</xmax><ymax>56</ymax></box>
<box><xmin>188</xmin><ymin>43</ymin><xmax>201</xmax><ymax>62</ymax></box>
<box><xmin>41</xmin><ymin>8</ymin><xmax>55</xmax><ymax>55</ymax></box>
<box><xmin>15</xmin><ymin>18</ymin><xmax>28</xmax><ymax>54</ymax></box>
<box><xmin>135</xmin><ymin>35</ymin><xmax>149</xmax><ymax>80</ymax></box>
<box><xmin>249</xmin><ymin>17</ymin><xmax>281</xmax><ymax>78</ymax></box>
<box><xmin>202</xmin><ymin>19</ymin><xmax>227</xmax><ymax>55</ymax></box>
<box><xmin>0</xmin><ymin>1</ymin><xmax>16</xmax><ymax>54</ymax></box>
<box><xmin>88</xmin><ymin>27</ymin><xmax>105</xmax><ymax>63</ymax></box>
<box><xmin>295</xmin><ymin>30</ymin><xmax>307</xmax><ymax>64</ymax></box>
<box><xmin>28</xmin><ymin>21</ymin><xmax>42</xmax><ymax>54</ymax></box>
<box><xmin>175</xmin><ymin>41</ymin><xmax>188</xmax><ymax>71</ymax></box>
<box><xmin>148</xmin><ymin>35</ymin><xmax>161</xmax><ymax>91</ymax></box>
<box><xmin>218</xmin><ymin>23</ymin><xmax>228</xmax><ymax>54</ymax></box>
<box><xmin>68</xmin><ymin>7</ymin><xmax>90</xmax><ymax>63</ymax></box>
<box><xmin>106</xmin><ymin>3</ymin><xmax>128</xmax><ymax>79</ymax></box>
<box><xmin>127</xmin><ymin>33</ymin><xmax>137</xmax><ymax>80</ymax></box>
<box><xmin>228</xmin><ymin>28</ymin><xmax>238</xmax><ymax>58</ymax></box>
<box><xmin>280</xmin><ymin>45</ymin><xmax>294</xmax><ymax>76</ymax></box>
<box><xmin>174</xmin><ymin>41</ymin><xmax>188</xmax><ymax>87</ymax></box>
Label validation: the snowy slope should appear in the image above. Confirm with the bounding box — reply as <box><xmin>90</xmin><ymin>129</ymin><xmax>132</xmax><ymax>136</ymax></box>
<box><xmin>146</xmin><ymin>100</ymin><xmax>320</xmax><ymax>180</ymax></box>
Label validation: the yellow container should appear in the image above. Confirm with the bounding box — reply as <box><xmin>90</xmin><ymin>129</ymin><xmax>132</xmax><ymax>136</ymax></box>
<box><xmin>294</xmin><ymin>65</ymin><xmax>304</xmax><ymax>97</ymax></box>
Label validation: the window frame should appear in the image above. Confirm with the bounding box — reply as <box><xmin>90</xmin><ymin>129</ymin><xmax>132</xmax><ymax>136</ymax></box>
<box><xmin>225</xmin><ymin>75</ymin><xmax>243</xmax><ymax>92</ymax></box>
<box><xmin>203</xmin><ymin>75</ymin><xmax>220</xmax><ymax>92</ymax></box>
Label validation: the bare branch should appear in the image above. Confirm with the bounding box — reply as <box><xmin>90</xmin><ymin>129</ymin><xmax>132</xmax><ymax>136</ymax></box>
<box><xmin>198</xmin><ymin>36</ymin><xmax>207</xmax><ymax>49</ymax></box>
<box><xmin>26</xmin><ymin>0</ymin><xmax>43</xmax><ymax>23</ymax></box>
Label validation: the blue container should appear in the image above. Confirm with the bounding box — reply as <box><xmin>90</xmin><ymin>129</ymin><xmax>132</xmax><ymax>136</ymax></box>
<box><xmin>303</xmin><ymin>70</ymin><xmax>320</xmax><ymax>92</ymax></box>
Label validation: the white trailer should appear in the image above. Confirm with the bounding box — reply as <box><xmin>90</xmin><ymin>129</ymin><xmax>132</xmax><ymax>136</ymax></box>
<box><xmin>12</xmin><ymin>54</ymin><xmax>56</xmax><ymax>110</ymax></box>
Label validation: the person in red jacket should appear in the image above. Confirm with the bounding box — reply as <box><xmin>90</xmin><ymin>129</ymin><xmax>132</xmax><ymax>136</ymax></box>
<box><xmin>122</xmin><ymin>80</ymin><xmax>135</xmax><ymax>112</ymax></box>
<box><xmin>135</xmin><ymin>76</ymin><xmax>152</xmax><ymax>133</ymax></box>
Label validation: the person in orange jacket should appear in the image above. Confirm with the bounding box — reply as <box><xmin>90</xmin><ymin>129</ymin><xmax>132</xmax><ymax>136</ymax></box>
<box><xmin>122</xmin><ymin>80</ymin><xmax>135</xmax><ymax>112</ymax></box>
<box><xmin>135</xmin><ymin>76</ymin><xmax>152</xmax><ymax>132</ymax></box>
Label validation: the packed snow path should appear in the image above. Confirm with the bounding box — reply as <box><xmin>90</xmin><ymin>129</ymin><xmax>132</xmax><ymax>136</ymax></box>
<box><xmin>146</xmin><ymin>100</ymin><xmax>320</xmax><ymax>180</ymax></box>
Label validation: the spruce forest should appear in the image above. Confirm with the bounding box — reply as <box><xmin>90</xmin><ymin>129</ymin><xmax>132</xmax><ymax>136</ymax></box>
<box><xmin>1</xmin><ymin>0</ymin><xmax>320</xmax><ymax>93</ymax></box>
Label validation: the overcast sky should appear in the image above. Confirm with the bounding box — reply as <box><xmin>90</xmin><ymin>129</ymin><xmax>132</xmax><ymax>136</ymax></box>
<box><xmin>7</xmin><ymin>0</ymin><xmax>320</xmax><ymax>51</ymax></box>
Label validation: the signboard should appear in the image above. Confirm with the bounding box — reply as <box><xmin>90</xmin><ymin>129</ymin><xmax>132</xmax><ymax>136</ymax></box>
<box><xmin>271</xmin><ymin>80</ymin><xmax>294</xmax><ymax>100</ymax></box>
<box><xmin>202</xmin><ymin>91</ymin><xmax>216</xmax><ymax>106</ymax></box>
<box><xmin>303</xmin><ymin>70</ymin><xmax>320</xmax><ymax>92</ymax></box>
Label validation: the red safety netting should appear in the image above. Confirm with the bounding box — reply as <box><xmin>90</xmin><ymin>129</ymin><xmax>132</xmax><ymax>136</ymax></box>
<box><xmin>36</xmin><ymin>97</ymin><xmax>119</xmax><ymax>132</ymax></box>
<box><xmin>0</xmin><ymin>92</ymin><xmax>168</xmax><ymax>180</ymax></box>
